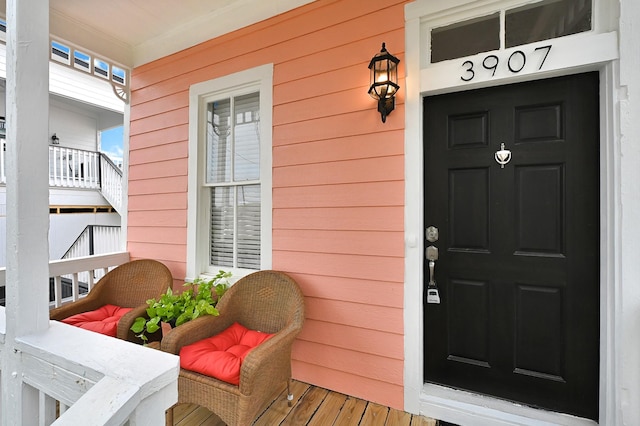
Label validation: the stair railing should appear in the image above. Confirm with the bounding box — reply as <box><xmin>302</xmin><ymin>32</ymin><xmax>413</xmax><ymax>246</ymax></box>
<box><xmin>99</xmin><ymin>153</ymin><xmax>123</xmax><ymax>214</ymax></box>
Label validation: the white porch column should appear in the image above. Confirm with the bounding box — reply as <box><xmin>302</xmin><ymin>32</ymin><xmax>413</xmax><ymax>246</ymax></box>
<box><xmin>1</xmin><ymin>0</ymin><xmax>51</xmax><ymax>424</ymax></box>
<box><xmin>619</xmin><ymin>0</ymin><xmax>640</xmax><ymax>424</ymax></box>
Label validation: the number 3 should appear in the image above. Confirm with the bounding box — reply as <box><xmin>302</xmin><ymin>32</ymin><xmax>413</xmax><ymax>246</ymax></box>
<box><xmin>461</xmin><ymin>60</ymin><xmax>475</xmax><ymax>82</ymax></box>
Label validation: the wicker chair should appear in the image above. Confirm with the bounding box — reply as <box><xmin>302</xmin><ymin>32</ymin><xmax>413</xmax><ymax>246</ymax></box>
<box><xmin>162</xmin><ymin>270</ymin><xmax>305</xmax><ymax>426</ymax></box>
<box><xmin>50</xmin><ymin>259</ymin><xmax>173</xmax><ymax>343</ymax></box>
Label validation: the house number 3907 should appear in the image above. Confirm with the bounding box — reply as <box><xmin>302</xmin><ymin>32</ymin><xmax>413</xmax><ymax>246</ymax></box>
<box><xmin>460</xmin><ymin>45</ymin><xmax>552</xmax><ymax>82</ymax></box>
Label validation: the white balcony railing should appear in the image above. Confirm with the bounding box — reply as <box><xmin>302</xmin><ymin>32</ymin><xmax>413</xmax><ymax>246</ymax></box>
<box><xmin>48</xmin><ymin>145</ymin><xmax>101</xmax><ymax>189</ymax></box>
<box><xmin>0</xmin><ymin>252</ymin><xmax>179</xmax><ymax>425</ymax></box>
<box><xmin>0</xmin><ymin>141</ymin><xmax>124</xmax><ymax>214</ymax></box>
<box><xmin>50</xmin><ymin>251</ymin><xmax>127</xmax><ymax>308</ymax></box>
<box><xmin>0</xmin><ymin>251</ymin><xmax>130</xmax><ymax>308</ymax></box>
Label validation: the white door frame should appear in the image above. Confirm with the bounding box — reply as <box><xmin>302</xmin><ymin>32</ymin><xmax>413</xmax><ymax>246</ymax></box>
<box><xmin>403</xmin><ymin>1</ymin><xmax>621</xmax><ymax>424</ymax></box>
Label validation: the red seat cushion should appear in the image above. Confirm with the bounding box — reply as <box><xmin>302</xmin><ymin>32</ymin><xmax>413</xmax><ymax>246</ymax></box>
<box><xmin>180</xmin><ymin>322</ymin><xmax>274</xmax><ymax>385</ymax></box>
<box><xmin>61</xmin><ymin>304</ymin><xmax>133</xmax><ymax>337</ymax></box>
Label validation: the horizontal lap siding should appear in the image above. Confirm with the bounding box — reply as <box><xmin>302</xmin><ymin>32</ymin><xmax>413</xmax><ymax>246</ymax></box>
<box><xmin>273</xmin><ymin>229</ymin><xmax>402</xmax><ymax>256</ymax></box>
<box><xmin>291</xmin><ymin>273</ymin><xmax>404</xmax><ymax>308</ymax></box>
<box><xmin>129</xmin><ymin>0</ymin><xmax>409</xmax><ymax>410</ymax></box>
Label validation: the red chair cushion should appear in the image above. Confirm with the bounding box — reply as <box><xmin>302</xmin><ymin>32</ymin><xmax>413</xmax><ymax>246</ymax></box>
<box><xmin>180</xmin><ymin>322</ymin><xmax>274</xmax><ymax>385</ymax></box>
<box><xmin>61</xmin><ymin>304</ymin><xmax>133</xmax><ymax>337</ymax></box>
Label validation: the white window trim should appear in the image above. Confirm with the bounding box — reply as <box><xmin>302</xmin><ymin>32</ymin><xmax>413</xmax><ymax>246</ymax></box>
<box><xmin>186</xmin><ymin>64</ymin><xmax>273</xmax><ymax>281</ymax></box>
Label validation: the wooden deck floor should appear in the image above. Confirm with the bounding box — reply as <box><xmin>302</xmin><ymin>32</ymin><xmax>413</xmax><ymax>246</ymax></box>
<box><xmin>171</xmin><ymin>380</ymin><xmax>437</xmax><ymax>426</ymax></box>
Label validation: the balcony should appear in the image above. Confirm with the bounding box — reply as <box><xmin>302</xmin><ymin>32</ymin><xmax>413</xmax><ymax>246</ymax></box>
<box><xmin>0</xmin><ymin>141</ymin><xmax>123</xmax><ymax>214</ymax></box>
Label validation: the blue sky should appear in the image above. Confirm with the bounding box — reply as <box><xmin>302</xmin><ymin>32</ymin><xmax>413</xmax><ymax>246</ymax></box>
<box><xmin>101</xmin><ymin>126</ymin><xmax>123</xmax><ymax>166</ymax></box>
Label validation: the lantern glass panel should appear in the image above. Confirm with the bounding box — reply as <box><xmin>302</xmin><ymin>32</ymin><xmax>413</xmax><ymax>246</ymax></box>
<box><xmin>387</xmin><ymin>65</ymin><xmax>398</xmax><ymax>95</ymax></box>
<box><xmin>370</xmin><ymin>60</ymin><xmax>398</xmax><ymax>98</ymax></box>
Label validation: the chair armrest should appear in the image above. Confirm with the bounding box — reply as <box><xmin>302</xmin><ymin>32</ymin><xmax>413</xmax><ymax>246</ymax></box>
<box><xmin>160</xmin><ymin>314</ymin><xmax>235</xmax><ymax>354</ymax></box>
<box><xmin>238</xmin><ymin>322</ymin><xmax>302</xmax><ymax>395</ymax></box>
<box><xmin>49</xmin><ymin>296</ymin><xmax>103</xmax><ymax>321</ymax></box>
<box><xmin>117</xmin><ymin>304</ymin><xmax>154</xmax><ymax>343</ymax></box>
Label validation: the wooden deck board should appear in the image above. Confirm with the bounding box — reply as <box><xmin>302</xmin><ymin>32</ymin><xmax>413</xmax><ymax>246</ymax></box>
<box><xmin>386</xmin><ymin>408</ymin><xmax>412</xmax><ymax>426</ymax></box>
<box><xmin>332</xmin><ymin>396</ymin><xmax>367</xmax><ymax>426</ymax></box>
<box><xmin>360</xmin><ymin>402</ymin><xmax>390</xmax><ymax>426</ymax></box>
<box><xmin>172</xmin><ymin>380</ymin><xmax>436</xmax><ymax>426</ymax></box>
<box><xmin>411</xmin><ymin>415</ymin><xmax>438</xmax><ymax>426</ymax></box>
<box><xmin>175</xmin><ymin>405</ymin><xmax>222</xmax><ymax>426</ymax></box>
<box><xmin>306</xmin><ymin>389</ymin><xmax>346</xmax><ymax>426</ymax></box>
<box><xmin>253</xmin><ymin>380</ymin><xmax>311</xmax><ymax>426</ymax></box>
<box><xmin>282</xmin><ymin>385</ymin><xmax>329</xmax><ymax>425</ymax></box>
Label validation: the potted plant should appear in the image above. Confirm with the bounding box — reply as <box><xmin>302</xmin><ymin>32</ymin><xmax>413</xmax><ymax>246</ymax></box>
<box><xmin>131</xmin><ymin>270</ymin><xmax>231</xmax><ymax>344</ymax></box>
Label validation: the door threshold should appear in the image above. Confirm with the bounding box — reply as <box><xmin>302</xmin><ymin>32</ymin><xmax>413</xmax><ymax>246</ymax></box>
<box><xmin>420</xmin><ymin>383</ymin><xmax>598</xmax><ymax>426</ymax></box>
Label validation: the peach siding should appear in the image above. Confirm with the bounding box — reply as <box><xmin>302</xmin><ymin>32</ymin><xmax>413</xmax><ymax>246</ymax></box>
<box><xmin>128</xmin><ymin>0</ymin><xmax>409</xmax><ymax>410</ymax></box>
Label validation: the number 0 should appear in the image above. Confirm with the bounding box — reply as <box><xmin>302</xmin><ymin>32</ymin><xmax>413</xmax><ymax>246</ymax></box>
<box><xmin>508</xmin><ymin>50</ymin><xmax>526</xmax><ymax>73</ymax></box>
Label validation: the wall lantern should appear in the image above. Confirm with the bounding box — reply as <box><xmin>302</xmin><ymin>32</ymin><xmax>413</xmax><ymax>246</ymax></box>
<box><xmin>368</xmin><ymin>42</ymin><xmax>400</xmax><ymax>123</ymax></box>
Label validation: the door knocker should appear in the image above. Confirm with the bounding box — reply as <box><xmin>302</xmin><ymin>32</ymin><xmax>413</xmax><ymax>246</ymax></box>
<box><xmin>495</xmin><ymin>143</ymin><xmax>512</xmax><ymax>168</ymax></box>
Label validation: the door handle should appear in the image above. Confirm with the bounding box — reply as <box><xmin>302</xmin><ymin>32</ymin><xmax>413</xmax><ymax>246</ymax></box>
<box><xmin>426</xmin><ymin>245</ymin><xmax>440</xmax><ymax>304</ymax></box>
<box><xmin>426</xmin><ymin>245</ymin><xmax>438</xmax><ymax>285</ymax></box>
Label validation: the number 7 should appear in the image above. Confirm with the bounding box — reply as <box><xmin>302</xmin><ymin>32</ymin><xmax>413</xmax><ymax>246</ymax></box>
<box><xmin>534</xmin><ymin>45</ymin><xmax>552</xmax><ymax>70</ymax></box>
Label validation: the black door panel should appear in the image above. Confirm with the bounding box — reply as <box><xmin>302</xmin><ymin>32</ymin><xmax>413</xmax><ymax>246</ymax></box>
<box><xmin>423</xmin><ymin>73</ymin><xmax>599</xmax><ymax>420</ymax></box>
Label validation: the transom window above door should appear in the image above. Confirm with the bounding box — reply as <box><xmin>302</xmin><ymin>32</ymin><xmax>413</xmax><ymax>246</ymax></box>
<box><xmin>431</xmin><ymin>0</ymin><xmax>593</xmax><ymax>63</ymax></box>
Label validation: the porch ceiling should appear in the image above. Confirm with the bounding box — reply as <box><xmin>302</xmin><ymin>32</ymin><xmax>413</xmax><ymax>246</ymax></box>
<box><xmin>0</xmin><ymin>0</ymin><xmax>314</xmax><ymax>68</ymax></box>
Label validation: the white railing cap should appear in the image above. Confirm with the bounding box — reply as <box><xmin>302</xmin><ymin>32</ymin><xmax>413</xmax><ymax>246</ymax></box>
<box><xmin>17</xmin><ymin>321</ymin><xmax>179</xmax><ymax>397</ymax></box>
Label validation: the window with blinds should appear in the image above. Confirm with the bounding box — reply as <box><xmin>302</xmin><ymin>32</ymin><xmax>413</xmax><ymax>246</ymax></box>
<box><xmin>206</xmin><ymin>92</ymin><xmax>261</xmax><ymax>269</ymax></box>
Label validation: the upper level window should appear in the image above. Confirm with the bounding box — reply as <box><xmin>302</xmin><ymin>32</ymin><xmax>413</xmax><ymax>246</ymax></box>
<box><xmin>187</xmin><ymin>65</ymin><xmax>273</xmax><ymax>280</ymax></box>
<box><xmin>49</xmin><ymin>39</ymin><xmax>128</xmax><ymax>88</ymax></box>
<box><xmin>431</xmin><ymin>0</ymin><xmax>593</xmax><ymax>63</ymax></box>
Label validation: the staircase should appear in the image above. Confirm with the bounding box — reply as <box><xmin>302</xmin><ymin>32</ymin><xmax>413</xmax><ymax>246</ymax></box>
<box><xmin>0</xmin><ymin>226</ymin><xmax>122</xmax><ymax>305</ymax></box>
<box><xmin>58</xmin><ymin>224</ymin><xmax>122</xmax><ymax>292</ymax></box>
<box><xmin>62</xmin><ymin>225</ymin><xmax>122</xmax><ymax>260</ymax></box>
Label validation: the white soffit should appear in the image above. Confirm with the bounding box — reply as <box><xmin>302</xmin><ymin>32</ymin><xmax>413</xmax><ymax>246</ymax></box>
<box><xmin>45</xmin><ymin>0</ymin><xmax>316</xmax><ymax>68</ymax></box>
<box><xmin>131</xmin><ymin>0</ymin><xmax>317</xmax><ymax>67</ymax></box>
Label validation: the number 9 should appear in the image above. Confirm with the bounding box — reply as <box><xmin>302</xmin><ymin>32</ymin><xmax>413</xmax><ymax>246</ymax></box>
<box><xmin>482</xmin><ymin>55</ymin><xmax>499</xmax><ymax>77</ymax></box>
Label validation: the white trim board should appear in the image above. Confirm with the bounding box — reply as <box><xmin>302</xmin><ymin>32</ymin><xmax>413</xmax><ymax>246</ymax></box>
<box><xmin>403</xmin><ymin>0</ymin><xmax>624</xmax><ymax>424</ymax></box>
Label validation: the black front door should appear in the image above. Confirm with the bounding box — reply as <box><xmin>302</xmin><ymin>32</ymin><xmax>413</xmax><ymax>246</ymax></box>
<box><xmin>423</xmin><ymin>73</ymin><xmax>600</xmax><ymax>420</ymax></box>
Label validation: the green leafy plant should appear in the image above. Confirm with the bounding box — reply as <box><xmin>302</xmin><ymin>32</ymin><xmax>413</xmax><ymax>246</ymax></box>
<box><xmin>131</xmin><ymin>270</ymin><xmax>231</xmax><ymax>344</ymax></box>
